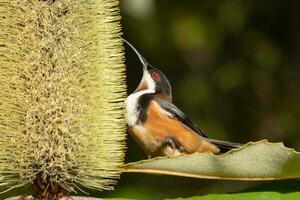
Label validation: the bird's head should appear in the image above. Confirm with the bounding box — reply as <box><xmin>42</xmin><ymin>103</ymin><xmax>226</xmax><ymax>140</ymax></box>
<box><xmin>123</xmin><ymin>38</ymin><xmax>172</xmax><ymax>101</ymax></box>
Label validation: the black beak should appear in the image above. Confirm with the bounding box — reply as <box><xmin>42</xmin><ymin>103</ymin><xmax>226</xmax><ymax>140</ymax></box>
<box><xmin>122</xmin><ymin>37</ymin><xmax>149</xmax><ymax>71</ymax></box>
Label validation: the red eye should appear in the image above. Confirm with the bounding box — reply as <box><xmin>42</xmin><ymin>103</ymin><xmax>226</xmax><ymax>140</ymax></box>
<box><xmin>151</xmin><ymin>71</ymin><xmax>160</xmax><ymax>80</ymax></box>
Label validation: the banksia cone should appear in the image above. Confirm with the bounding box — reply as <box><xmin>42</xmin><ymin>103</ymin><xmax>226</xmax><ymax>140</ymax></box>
<box><xmin>0</xmin><ymin>0</ymin><xmax>126</xmax><ymax>199</ymax></box>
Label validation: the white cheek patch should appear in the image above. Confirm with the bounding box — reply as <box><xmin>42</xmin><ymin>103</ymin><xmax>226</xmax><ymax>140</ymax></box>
<box><xmin>125</xmin><ymin>89</ymin><xmax>155</xmax><ymax>127</ymax></box>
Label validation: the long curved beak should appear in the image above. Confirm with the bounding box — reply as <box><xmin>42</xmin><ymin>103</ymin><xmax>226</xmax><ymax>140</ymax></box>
<box><xmin>122</xmin><ymin>38</ymin><xmax>149</xmax><ymax>71</ymax></box>
<box><xmin>122</xmin><ymin>38</ymin><xmax>155</xmax><ymax>92</ymax></box>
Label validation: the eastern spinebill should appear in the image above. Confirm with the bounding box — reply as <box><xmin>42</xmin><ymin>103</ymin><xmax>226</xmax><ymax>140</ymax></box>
<box><xmin>123</xmin><ymin>38</ymin><xmax>241</xmax><ymax>158</ymax></box>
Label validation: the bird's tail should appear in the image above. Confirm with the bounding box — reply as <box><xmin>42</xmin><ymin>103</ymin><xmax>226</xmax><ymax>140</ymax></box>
<box><xmin>207</xmin><ymin>138</ymin><xmax>241</xmax><ymax>152</ymax></box>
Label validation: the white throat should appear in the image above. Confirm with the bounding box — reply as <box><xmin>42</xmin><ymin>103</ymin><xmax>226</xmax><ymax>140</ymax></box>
<box><xmin>143</xmin><ymin>69</ymin><xmax>156</xmax><ymax>90</ymax></box>
<box><xmin>125</xmin><ymin>69</ymin><xmax>156</xmax><ymax>127</ymax></box>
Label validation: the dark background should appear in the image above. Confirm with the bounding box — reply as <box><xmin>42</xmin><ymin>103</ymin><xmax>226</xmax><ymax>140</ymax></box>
<box><xmin>113</xmin><ymin>0</ymin><xmax>300</xmax><ymax>199</ymax></box>
<box><xmin>0</xmin><ymin>0</ymin><xmax>300</xmax><ymax>200</ymax></box>
<box><xmin>2</xmin><ymin>1</ymin><xmax>299</xmax><ymax>199</ymax></box>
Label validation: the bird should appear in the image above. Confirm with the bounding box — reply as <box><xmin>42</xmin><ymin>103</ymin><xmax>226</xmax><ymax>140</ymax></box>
<box><xmin>123</xmin><ymin>38</ymin><xmax>241</xmax><ymax>158</ymax></box>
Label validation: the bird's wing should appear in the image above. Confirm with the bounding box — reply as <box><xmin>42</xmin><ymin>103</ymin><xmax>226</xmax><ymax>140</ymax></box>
<box><xmin>155</xmin><ymin>98</ymin><xmax>241</xmax><ymax>150</ymax></box>
<box><xmin>155</xmin><ymin>98</ymin><xmax>208</xmax><ymax>137</ymax></box>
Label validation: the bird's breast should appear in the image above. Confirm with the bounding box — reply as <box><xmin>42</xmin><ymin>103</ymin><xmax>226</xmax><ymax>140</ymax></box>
<box><xmin>129</xmin><ymin>125</ymin><xmax>162</xmax><ymax>155</ymax></box>
<box><xmin>125</xmin><ymin>90</ymin><xmax>154</xmax><ymax>127</ymax></box>
<box><xmin>129</xmin><ymin>100</ymin><xmax>219</xmax><ymax>157</ymax></box>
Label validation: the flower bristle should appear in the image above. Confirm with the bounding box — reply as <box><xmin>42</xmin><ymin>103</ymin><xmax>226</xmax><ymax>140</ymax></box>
<box><xmin>0</xmin><ymin>0</ymin><xmax>126</xmax><ymax>196</ymax></box>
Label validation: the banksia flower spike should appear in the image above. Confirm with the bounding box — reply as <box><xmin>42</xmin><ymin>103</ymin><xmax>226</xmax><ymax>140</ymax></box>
<box><xmin>0</xmin><ymin>0</ymin><xmax>126</xmax><ymax>199</ymax></box>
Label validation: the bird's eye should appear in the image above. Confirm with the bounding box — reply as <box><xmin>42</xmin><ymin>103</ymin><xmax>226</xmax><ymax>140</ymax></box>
<box><xmin>151</xmin><ymin>71</ymin><xmax>160</xmax><ymax>80</ymax></box>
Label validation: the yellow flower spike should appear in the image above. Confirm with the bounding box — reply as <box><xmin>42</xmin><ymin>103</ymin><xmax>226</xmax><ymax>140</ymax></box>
<box><xmin>0</xmin><ymin>0</ymin><xmax>126</xmax><ymax>198</ymax></box>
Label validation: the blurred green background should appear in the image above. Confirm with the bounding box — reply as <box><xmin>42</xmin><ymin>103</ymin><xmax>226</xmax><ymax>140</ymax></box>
<box><xmin>115</xmin><ymin>0</ymin><xmax>300</xmax><ymax>199</ymax></box>
<box><xmin>2</xmin><ymin>0</ymin><xmax>300</xmax><ymax>199</ymax></box>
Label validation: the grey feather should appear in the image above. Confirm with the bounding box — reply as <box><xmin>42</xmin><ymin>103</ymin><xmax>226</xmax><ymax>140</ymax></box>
<box><xmin>155</xmin><ymin>99</ymin><xmax>208</xmax><ymax>137</ymax></box>
<box><xmin>155</xmin><ymin>98</ymin><xmax>241</xmax><ymax>150</ymax></box>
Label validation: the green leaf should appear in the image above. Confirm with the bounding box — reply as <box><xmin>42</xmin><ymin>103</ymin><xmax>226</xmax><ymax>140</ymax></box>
<box><xmin>179</xmin><ymin>192</ymin><xmax>300</xmax><ymax>200</ymax></box>
<box><xmin>121</xmin><ymin>140</ymin><xmax>300</xmax><ymax>180</ymax></box>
